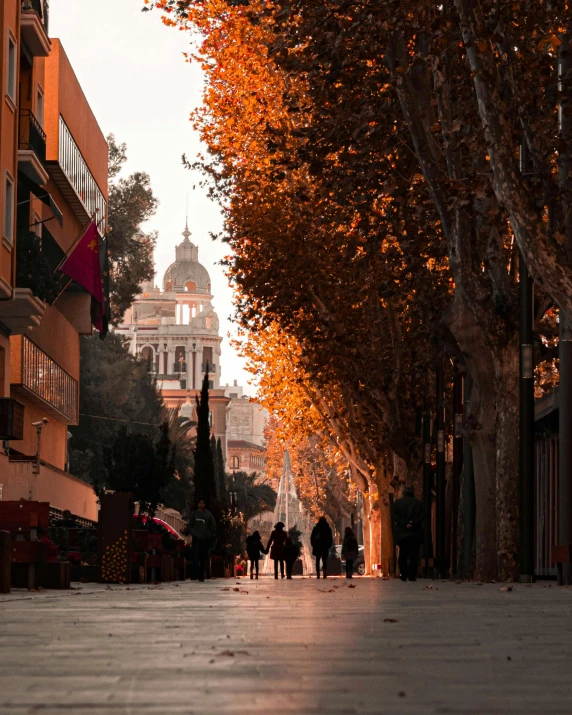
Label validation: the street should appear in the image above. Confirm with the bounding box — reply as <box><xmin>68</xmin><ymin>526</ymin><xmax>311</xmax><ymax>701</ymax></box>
<box><xmin>1</xmin><ymin>578</ymin><xmax>571</xmax><ymax>714</ymax></box>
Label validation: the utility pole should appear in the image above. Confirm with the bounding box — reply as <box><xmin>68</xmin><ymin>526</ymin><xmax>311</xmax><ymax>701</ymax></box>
<box><xmin>422</xmin><ymin>408</ymin><xmax>434</xmax><ymax>577</ymax></box>
<box><xmin>435</xmin><ymin>360</ymin><xmax>447</xmax><ymax>578</ymax></box>
<box><xmin>451</xmin><ymin>365</ymin><xmax>464</xmax><ymax>577</ymax></box>
<box><xmin>519</xmin><ymin>138</ymin><xmax>535</xmax><ymax>583</ymax></box>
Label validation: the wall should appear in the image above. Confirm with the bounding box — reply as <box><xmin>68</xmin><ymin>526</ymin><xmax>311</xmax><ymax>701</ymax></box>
<box><xmin>2</xmin><ymin>459</ymin><xmax>98</xmax><ymax>521</ymax></box>
<box><xmin>27</xmin><ymin>305</ymin><xmax>80</xmax><ymax>380</ymax></box>
<box><xmin>44</xmin><ymin>40</ymin><xmax>108</xmax><ymax>196</ymax></box>
<box><xmin>0</xmin><ymin>0</ymin><xmax>19</xmax><ymax>295</ymax></box>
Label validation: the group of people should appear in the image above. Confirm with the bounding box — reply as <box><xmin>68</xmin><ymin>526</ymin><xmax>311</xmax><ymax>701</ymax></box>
<box><xmin>189</xmin><ymin>484</ymin><xmax>425</xmax><ymax>583</ymax></box>
<box><xmin>245</xmin><ymin>517</ymin><xmax>360</xmax><ymax>580</ymax></box>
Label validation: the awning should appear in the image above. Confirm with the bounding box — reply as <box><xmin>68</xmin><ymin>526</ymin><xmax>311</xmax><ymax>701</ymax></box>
<box><xmin>18</xmin><ymin>173</ymin><xmax>63</xmax><ymax>227</ymax></box>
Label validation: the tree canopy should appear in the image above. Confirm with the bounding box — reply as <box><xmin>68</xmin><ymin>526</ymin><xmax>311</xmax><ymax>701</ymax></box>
<box><xmin>151</xmin><ymin>0</ymin><xmax>572</xmax><ymax>580</ymax></box>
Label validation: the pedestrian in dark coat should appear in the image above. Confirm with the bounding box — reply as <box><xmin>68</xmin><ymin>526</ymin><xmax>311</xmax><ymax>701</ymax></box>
<box><xmin>189</xmin><ymin>498</ymin><xmax>217</xmax><ymax>582</ymax></box>
<box><xmin>392</xmin><ymin>485</ymin><xmax>425</xmax><ymax>581</ymax></box>
<box><xmin>283</xmin><ymin>536</ymin><xmax>299</xmax><ymax>579</ymax></box>
<box><xmin>266</xmin><ymin>522</ymin><xmax>287</xmax><ymax>579</ymax></box>
<box><xmin>341</xmin><ymin>526</ymin><xmax>359</xmax><ymax>579</ymax></box>
<box><xmin>245</xmin><ymin>530</ymin><xmax>267</xmax><ymax>579</ymax></box>
<box><xmin>311</xmin><ymin>516</ymin><xmax>333</xmax><ymax>578</ymax></box>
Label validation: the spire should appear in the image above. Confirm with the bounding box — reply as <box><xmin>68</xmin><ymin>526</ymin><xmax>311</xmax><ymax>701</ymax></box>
<box><xmin>182</xmin><ymin>217</ymin><xmax>191</xmax><ymax>243</ymax></box>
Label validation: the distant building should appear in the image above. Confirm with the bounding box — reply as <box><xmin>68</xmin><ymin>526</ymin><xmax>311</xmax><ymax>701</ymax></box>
<box><xmin>116</xmin><ymin>224</ymin><xmax>229</xmax><ymax>449</ymax></box>
<box><xmin>227</xmin><ymin>439</ymin><xmax>265</xmax><ymax>476</ymax></box>
<box><xmin>224</xmin><ymin>381</ymin><xmax>268</xmax><ymax>476</ymax></box>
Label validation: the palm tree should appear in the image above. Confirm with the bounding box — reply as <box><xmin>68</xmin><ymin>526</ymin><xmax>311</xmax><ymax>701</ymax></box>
<box><xmin>229</xmin><ymin>471</ymin><xmax>277</xmax><ymax>524</ymax></box>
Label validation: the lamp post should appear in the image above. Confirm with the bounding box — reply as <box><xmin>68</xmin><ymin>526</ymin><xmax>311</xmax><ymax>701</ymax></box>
<box><xmin>191</xmin><ymin>341</ymin><xmax>197</xmax><ymax>390</ymax></box>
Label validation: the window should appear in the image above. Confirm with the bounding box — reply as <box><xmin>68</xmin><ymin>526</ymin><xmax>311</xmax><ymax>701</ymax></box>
<box><xmin>231</xmin><ymin>456</ymin><xmax>240</xmax><ymax>469</ymax></box>
<box><xmin>36</xmin><ymin>85</ymin><xmax>44</xmax><ymax>127</ymax></box>
<box><xmin>3</xmin><ymin>174</ymin><xmax>14</xmax><ymax>243</ymax></box>
<box><xmin>6</xmin><ymin>34</ymin><xmax>17</xmax><ymax>103</ymax></box>
<box><xmin>208</xmin><ymin>410</ymin><xmax>213</xmax><ymax>428</ymax></box>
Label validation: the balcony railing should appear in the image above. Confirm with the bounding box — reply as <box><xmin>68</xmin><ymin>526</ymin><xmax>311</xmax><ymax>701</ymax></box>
<box><xmin>11</xmin><ymin>336</ymin><xmax>79</xmax><ymax>424</ymax></box>
<box><xmin>19</xmin><ymin>110</ymin><xmax>46</xmax><ymax>162</ymax></box>
<box><xmin>22</xmin><ymin>0</ymin><xmax>49</xmax><ymax>32</ymax></box>
<box><xmin>58</xmin><ymin>117</ymin><xmax>107</xmax><ymax>235</ymax></box>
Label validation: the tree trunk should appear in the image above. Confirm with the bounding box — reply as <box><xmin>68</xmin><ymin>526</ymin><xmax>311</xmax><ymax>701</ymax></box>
<box><xmin>495</xmin><ymin>342</ymin><xmax>520</xmax><ymax>582</ymax></box>
<box><xmin>446</xmin><ymin>294</ymin><xmax>498</xmax><ymax>581</ymax></box>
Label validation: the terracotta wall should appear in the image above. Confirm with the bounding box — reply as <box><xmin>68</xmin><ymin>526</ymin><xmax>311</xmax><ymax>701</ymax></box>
<box><xmin>44</xmin><ymin>40</ymin><xmax>108</xmax><ymax>196</ymax></box>
<box><xmin>27</xmin><ymin>305</ymin><xmax>80</xmax><ymax>380</ymax></box>
<box><xmin>2</xmin><ymin>459</ymin><xmax>98</xmax><ymax>521</ymax></box>
<box><xmin>0</xmin><ymin>0</ymin><xmax>19</xmax><ymax>295</ymax></box>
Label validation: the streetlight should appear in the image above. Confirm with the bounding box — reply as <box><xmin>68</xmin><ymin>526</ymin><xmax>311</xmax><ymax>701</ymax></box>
<box><xmin>191</xmin><ymin>341</ymin><xmax>197</xmax><ymax>390</ymax></box>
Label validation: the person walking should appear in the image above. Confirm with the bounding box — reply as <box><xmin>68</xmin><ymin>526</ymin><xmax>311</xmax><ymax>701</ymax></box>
<box><xmin>283</xmin><ymin>536</ymin><xmax>299</xmax><ymax>579</ymax></box>
<box><xmin>245</xmin><ymin>530</ymin><xmax>266</xmax><ymax>579</ymax></box>
<box><xmin>311</xmin><ymin>516</ymin><xmax>333</xmax><ymax>579</ymax></box>
<box><xmin>266</xmin><ymin>522</ymin><xmax>287</xmax><ymax>579</ymax></box>
<box><xmin>341</xmin><ymin>526</ymin><xmax>359</xmax><ymax>579</ymax></box>
<box><xmin>188</xmin><ymin>498</ymin><xmax>217</xmax><ymax>582</ymax></box>
<box><xmin>393</xmin><ymin>485</ymin><xmax>425</xmax><ymax>581</ymax></box>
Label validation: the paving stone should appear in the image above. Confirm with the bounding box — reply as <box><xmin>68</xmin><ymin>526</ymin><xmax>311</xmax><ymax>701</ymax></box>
<box><xmin>1</xmin><ymin>579</ymin><xmax>571</xmax><ymax>714</ymax></box>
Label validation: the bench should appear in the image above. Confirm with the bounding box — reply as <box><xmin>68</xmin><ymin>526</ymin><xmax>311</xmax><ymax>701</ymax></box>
<box><xmin>0</xmin><ymin>501</ymin><xmax>50</xmax><ymax>590</ymax></box>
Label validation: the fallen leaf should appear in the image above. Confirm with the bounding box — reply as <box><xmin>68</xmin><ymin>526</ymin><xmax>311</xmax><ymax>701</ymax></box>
<box><xmin>398</xmin><ymin>691</ymin><xmax>406</xmax><ymax>697</ymax></box>
<box><xmin>233</xmin><ymin>588</ymin><xmax>240</xmax><ymax>592</ymax></box>
<box><xmin>499</xmin><ymin>586</ymin><xmax>513</xmax><ymax>592</ymax></box>
<box><xmin>318</xmin><ymin>589</ymin><xmax>335</xmax><ymax>593</ymax></box>
<box><xmin>348</xmin><ymin>584</ymin><xmax>356</xmax><ymax>589</ymax></box>
<box><xmin>383</xmin><ymin>618</ymin><xmax>398</xmax><ymax>623</ymax></box>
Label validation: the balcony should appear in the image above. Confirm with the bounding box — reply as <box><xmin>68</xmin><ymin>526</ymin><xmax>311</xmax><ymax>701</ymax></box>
<box><xmin>0</xmin><ymin>288</ymin><xmax>46</xmax><ymax>334</ymax></box>
<box><xmin>21</xmin><ymin>0</ymin><xmax>50</xmax><ymax>57</ymax></box>
<box><xmin>46</xmin><ymin>117</ymin><xmax>107</xmax><ymax>237</ymax></box>
<box><xmin>10</xmin><ymin>335</ymin><xmax>79</xmax><ymax>425</ymax></box>
<box><xmin>18</xmin><ymin>110</ymin><xmax>49</xmax><ymax>186</ymax></box>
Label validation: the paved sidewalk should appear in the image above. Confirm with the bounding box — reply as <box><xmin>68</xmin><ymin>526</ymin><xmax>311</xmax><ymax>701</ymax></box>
<box><xmin>1</xmin><ymin>578</ymin><xmax>571</xmax><ymax>714</ymax></box>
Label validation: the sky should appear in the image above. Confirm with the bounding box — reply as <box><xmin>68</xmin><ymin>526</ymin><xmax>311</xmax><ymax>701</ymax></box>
<box><xmin>49</xmin><ymin>0</ymin><xmax>251</xmax><ymax>390</ymax></box>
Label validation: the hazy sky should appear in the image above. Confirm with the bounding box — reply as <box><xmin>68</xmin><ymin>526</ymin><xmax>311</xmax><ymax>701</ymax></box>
<box><xmin>50</xmin><ymin>0</ymin><xmax>251</xmax><ymax>389</ymax></box>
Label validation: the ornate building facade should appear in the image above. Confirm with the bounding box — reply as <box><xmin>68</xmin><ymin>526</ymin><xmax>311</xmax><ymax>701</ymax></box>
<box><xmin>115</xmin><ymin>224</ymin><xmax>229</xmax><ymax>447</ymax></box>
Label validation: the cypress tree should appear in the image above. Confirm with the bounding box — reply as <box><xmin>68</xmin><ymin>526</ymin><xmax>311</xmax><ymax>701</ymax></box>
<box><xmin>216</xmin><ymin>437</ymin><xmax>227</xmax><ymax>506</ymax></box>
<box><xmin>210</xmin><ymin>434</ymin><xmax>219</xmax><ymax>501</ymax></box>
<box><xmin>193</xmin><ymin>371</ymin><xmax>216</xmax><ymax>507</ymax></box>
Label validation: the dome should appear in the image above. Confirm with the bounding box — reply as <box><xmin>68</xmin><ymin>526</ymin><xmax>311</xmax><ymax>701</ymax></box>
<box><xmin>162</xmin><ymin>224</ymin><xmax>212</xmax><ymax>293</ymax></box>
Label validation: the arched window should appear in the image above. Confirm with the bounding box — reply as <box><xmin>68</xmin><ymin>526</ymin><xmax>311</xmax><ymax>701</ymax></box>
<box><xmin>231</xmin><ymin>456</ymin><xmax>240</xmax><ymax>469</ymax></box>
<box><xmin>166</xmin><ymin>280</ymin><xmax>173</xmax><ymax>292</ymax></box>
<box><xmin>185</xmin><ymin>281</ymin><xmax>196</xmax><ymax>292</ymax></box>
<box><xmin>141</xmin><ymin>346</ymin><xmax>154</xmax><ymax>371</ymax></box>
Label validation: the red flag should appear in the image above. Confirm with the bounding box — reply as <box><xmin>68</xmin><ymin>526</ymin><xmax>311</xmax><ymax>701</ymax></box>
<box><xmin>60</xmin><ymin>221</ymin><xmax>104</xmax><ymax>330</ymax></box>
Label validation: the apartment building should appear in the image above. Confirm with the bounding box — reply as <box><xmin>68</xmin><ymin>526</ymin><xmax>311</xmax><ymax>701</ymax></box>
<box><xmin>0</xmin><ymin>2</ymin><xmax>107</xmax><ymax>521</ymax></box>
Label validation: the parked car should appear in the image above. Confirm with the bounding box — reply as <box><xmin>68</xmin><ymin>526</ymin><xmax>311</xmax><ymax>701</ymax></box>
<box><xmin>334</xmin><ymin>544</ymin><xmax>366</xmax><ymax>575</ymax></box>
